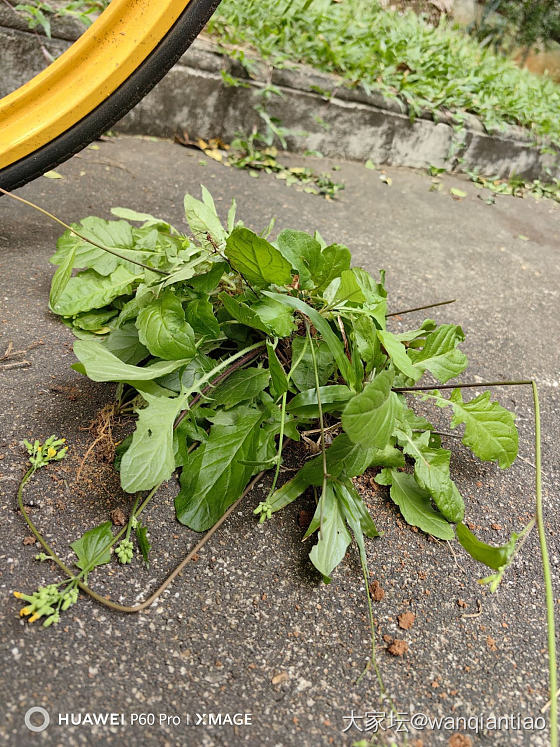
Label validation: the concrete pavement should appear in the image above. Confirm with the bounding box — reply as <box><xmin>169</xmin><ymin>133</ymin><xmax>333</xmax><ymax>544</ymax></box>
<box><xmin>0</xmin><ymin>135</ymin><xmax>559</xmax><ymax>746</ymax></box>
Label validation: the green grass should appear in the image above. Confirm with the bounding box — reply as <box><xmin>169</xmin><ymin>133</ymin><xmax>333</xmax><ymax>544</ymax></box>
<box><xmin>208</xmin><ymin>0</ymin><xmax>560</xmax><ymax>147</ymax></box>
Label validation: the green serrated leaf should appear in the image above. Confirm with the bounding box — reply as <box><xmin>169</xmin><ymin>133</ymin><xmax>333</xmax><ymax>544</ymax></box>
<box><xmin>50</xmin><ymin>217</ymin><xmax>134</xmax><ymax>276</ymax></box>
<box><xmin>184</xmin><ymin>190</ymin><xmax>227</xmax><ymax>249</ymax></box>
<box><xmin>252</xmin><ymin>296</ymin><xmax>296</xmax><ymax>337</ymax></box>
<box><xmin>312</xmin><ymin>244</ymin><xmax>351</xmax><ymax>292</ymax></box>
<box><xmin>187</xmin><ymin>261</ymin><xmax>228</xmax><ymax>294</ymax></box>
<box><xmin>368</xmin><ymin>442</ymin><xmax>406</xmax><ymax>467</ymax></box>
<box><xmin>275</xmin><ymin>229</ymin><xmax>322</xmax><ymax>288</ymax></box>
<box><xmin>52</xmin><ymin>265</ymin><xmax>138</xmax><ymax>316</ymax></box>
<box><xmin>324</xmin><ymin>268</ymin><xmax>366</xmax><ymax>306</ymax></box>
<box><xmin>394</xmin><ymin>319</ymin><xmax>436</xmax><ymax>343</ymax></box>
<box><xmin>408</xmin><ymin>324</ymin><xmax>467</xmax><ymax>383</ymax></box>
<box><xmin>219</xmin><ymin>292</ymin><xmax>271</xmax><ymax>333</ymax></box>
<box><xmin>352</xmin><ymin>315</ymin><xmax>385</xmax><ymax>374</ymax></box>
<box><xmin>414</xmin><ymin>446</ymin><xmax>464</xmax><ymax>523</ymax></box>
<box><xmin>449</xmin><ymin>389</ymin><xmax>518</xmax><ymax>468</ymax></box>
<box><xmin>225</xmin><ymin>227</ymin><xmax>292</xmax><ymax>287</ymax></box>
<box><xmin>395</xmin><ymin>427</ymin><xmax>464</xmax><ymax>523</ymax></box>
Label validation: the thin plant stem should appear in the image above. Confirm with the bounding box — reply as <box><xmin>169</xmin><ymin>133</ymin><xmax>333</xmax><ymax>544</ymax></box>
<box><xmin>355</xmin><ymin>553</ymin><xmax>384</xmax><ymax>691</ymax></box>
<box><xmin>306</xmin><ymin>322</ymin><xmax>328</xmax><ymax>532</ymax></box>
<box><xmin>386</xmin><ymin>298</ymin><xmax>456</xmax><ymax>317</ymax></box>
<box><xmin>532</xmin><ymin>381</ymin><xmax>557</xmax><ymax>747</ymax></box>
<box><xmin>395</xmin><ymin>379</ymin><xmax>533</xmax><ymax>392</ymax></box>
<box><xmin>124</xmin><ymin>496</ymin><xmax>140</xmax><ymax>542</ymax></box>
<box><xmin>0</xmin><ymin>187</ymin><xmax>170</xmax><ymax>276</ymax></box>
<box><xmin>18</xmin><ymin>469</ymin><xmax>159</xmax><ymax>598</ymax></box>
<box><xmin>353</xmin><ymin>535</ymin><xmax>403</xmax><ymax>730</ymax></box>
<box><xmin>267</xmin><ymin>392</ymin><xmax>287</xmax><ymax>496</ymax></box>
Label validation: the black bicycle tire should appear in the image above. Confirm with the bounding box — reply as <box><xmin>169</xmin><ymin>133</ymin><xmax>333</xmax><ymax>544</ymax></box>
<box><xmin>0</xmin><ymin>0</ymin><xmax>221</xmax><ymax>192</ymax></box>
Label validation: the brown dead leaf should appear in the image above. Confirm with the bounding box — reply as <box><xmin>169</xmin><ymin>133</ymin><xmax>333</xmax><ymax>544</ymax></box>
<box><xmin>174</xmin><ymin>130</ymin><xmax>229</xmax><ymax>162</ymax></box>
<box><xmin>23</xmin><ymin>536</ymin><xmax>36</xmax><ymax>545</ymax></box>
<box><xmin>272</xmin><ymin>672</ymin><xmax>289</xmax><ymax>685</ymax></box>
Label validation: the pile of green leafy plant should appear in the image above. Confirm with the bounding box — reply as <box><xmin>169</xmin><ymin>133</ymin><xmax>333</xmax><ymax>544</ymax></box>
<box><xmin>38</xmin><ymin>186</ymin><xmax>524</xmax><ymax>593</ymax></box>
<box><xmin>208</xmin><ymin>0</ymin><xmax>560</xmax><ymax>147</ymax></box>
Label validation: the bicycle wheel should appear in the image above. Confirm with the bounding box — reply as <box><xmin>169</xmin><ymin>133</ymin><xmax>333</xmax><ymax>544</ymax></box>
<box><xmin>0</xmin><ymin>0</ymin><xmax>221</xmax><ymax>191</ymax></box>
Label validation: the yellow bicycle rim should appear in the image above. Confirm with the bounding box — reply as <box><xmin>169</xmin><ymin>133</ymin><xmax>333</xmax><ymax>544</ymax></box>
<box><xmin>0</xmin><ymin>0</ymin><xmax>192</xmax><ymax>170</ymax></box>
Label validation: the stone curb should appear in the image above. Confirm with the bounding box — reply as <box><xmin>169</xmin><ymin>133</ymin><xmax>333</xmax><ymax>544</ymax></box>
<box><xmin>1</xmin><ymin>10</ymin><xmax>558</xmax><ymax>181</ymax></box>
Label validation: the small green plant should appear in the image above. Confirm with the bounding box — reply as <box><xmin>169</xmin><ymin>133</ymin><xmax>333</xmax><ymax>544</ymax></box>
<box><xmin>14</xmin><ymin>435</ymin><xmax>84</xmax><ymax>626</ymax></box>
<box><xmin>6</xmin><ymin>186</ymin><xmax>556</xmax><ymax>745</ymax></box>
<box><xmin>466</xmin><ymin>168</ymin><xmax>560</xmax><ymax>202</ymax></box>
<box><xmin>13</xmin><ymin>0</ymin><xmax>107</xmax><ymax>37</ymax></box>
<box><xmin>228</xmin><ymin>134</ymin><xmax>343</xmax><ymax>198</ymax></box>
<box><xmin>22</xmin><ymin>435</ymin><xmax>68</xmax><ymax>467</ymax></box>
